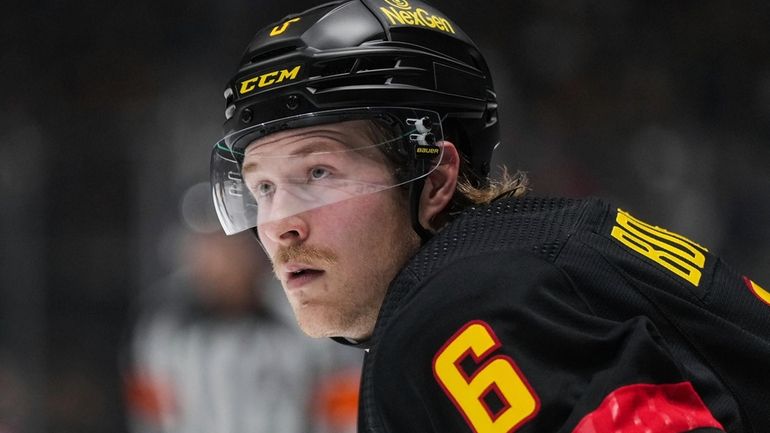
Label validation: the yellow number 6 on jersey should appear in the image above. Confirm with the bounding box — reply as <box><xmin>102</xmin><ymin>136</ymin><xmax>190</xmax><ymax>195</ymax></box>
<box><xmin>433</xmin><ymin>320</ymin><xmax>540</xmax><ymax>433</ymax></box>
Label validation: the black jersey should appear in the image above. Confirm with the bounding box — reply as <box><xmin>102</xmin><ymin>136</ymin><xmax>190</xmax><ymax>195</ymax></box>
<box><xmin>348</xmin><ymin>197</ymin><xmax>769</xmax><ymax>433</ymax></box>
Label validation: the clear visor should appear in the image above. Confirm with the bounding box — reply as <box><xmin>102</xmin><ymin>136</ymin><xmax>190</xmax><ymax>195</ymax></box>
<box><xmin>211</xmin><ymin>107</ymin><xmax>444</xmax><ymax>235</ymax></box>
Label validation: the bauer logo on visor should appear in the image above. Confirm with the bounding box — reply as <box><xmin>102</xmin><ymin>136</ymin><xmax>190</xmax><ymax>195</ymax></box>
<box><xmin>211</xmin><ymin>107</ymin><xmax>444</xmax><ymax>235</ymax></box>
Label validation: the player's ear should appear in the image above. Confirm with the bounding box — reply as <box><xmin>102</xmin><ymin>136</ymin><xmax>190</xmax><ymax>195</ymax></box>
<box><xmin>418</xmin><ymin>141</ymin><xmax>460</xmax><ymax>231</ymax></box>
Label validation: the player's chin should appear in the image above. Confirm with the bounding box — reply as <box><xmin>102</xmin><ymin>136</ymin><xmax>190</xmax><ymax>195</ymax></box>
<box><xmin>294</xmin><ymin>307</ymin><xmax>337</xmax><ymax>337</ymax></box>
<box><xmin>296</xmin><ymin>307</ymin><xmax>359</xmax><ymax>339</ymax></box>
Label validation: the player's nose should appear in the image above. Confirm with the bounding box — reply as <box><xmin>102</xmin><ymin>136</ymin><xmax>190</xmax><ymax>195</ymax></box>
<box><xmin>259</xmin><ymin>213</ymin><xmax>309</xmax><ymax>247</ymax></box>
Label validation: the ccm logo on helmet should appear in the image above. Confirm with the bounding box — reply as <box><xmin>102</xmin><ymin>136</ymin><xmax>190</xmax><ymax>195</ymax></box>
<box><xmin>379</xmin><ymin>1</ymin><xmax>455</xmax><ymax>34</ymax></box>
<box><xmin>238</xmin><ymin>65</ymin><xmax>302</xmax><ymax>95</ymax></box>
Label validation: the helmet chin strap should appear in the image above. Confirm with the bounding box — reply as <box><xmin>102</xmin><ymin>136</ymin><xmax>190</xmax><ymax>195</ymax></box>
<box><xmin>408</xmin><ymin>178</ymin><xmax>434</xmax><ymax>244</ymax></box>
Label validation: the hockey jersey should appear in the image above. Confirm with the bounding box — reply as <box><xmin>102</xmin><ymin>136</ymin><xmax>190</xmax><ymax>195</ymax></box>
<box><xmin>348</xmin><ymin>197</ymin><xmax>769</xmax><ymax>433</ymax></box>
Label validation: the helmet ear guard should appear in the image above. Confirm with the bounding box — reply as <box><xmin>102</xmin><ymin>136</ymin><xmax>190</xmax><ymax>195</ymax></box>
<box><xmin>213</xmin><ymin>0</ymin><xmax>499</xmax><ymax>237</ymax></box>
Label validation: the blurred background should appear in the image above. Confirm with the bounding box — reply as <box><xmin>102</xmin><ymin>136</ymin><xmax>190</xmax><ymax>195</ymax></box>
<box><xmin>1</xmin><ymin>0</ymin><xmax>769</xmax><ymax>432</ymax></box>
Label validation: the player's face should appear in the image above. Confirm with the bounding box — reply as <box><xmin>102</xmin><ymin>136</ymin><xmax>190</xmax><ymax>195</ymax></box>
<box><xmin>247</xmin><ymin>121</ymin><xmax>421</xmax><ymax>339</ymax></box>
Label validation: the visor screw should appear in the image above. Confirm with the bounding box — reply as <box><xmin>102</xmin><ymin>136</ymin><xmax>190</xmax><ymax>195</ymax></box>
<box><xmin>240</xmin><ymin>108</ymin><xmax>253</xmax><ymax>124</ymax></box>
<box><xmin>286</xmin><ymin>95</ymin><xmax>300</xmax><ymax>110</ymax></box>
<box><xmin>424</xmin><ymin>133</ymin><xmax>436</xmax><ymax>146</ymax></box>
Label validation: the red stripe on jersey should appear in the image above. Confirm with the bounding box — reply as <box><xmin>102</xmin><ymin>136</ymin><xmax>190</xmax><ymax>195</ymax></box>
<box><xmin>744</xmin><ymin>276</ymin><xmax>770</xmax><ymax>307</ymax></box>
<box><xmin>572</xmin><ymin>382</ymin><xmax>723</xmax><ymax>433</ymax></box>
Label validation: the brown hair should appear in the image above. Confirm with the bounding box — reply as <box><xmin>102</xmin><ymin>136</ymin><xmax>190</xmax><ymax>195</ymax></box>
<box><xmin>436</xmin><ymin>163</ymin><xmax>530</xmax><ymax>228</ymax></box>
<box><xmin>455</xmin><ymin>166</ymin><xmax>529</xmax><ymax>206</ymax></box>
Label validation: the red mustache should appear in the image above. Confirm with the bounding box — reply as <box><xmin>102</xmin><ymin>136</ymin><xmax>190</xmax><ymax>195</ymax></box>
<box><xmin>273</xmin><ymin>244</ymin><xmax>338</xmax><ymax>269</ymax></box>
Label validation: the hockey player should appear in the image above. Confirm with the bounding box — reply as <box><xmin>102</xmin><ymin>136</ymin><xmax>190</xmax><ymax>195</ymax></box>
<box><xmin>209</xmin><ymin>1</ymin><xmax>770</xmax><ymax>431</ymax></box>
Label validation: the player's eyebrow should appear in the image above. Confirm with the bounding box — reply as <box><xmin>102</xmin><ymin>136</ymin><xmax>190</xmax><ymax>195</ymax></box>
<box><xmin>241</xmin><ymin>139</ymin><xmax>349</xmax><ymax>175</ymax></box>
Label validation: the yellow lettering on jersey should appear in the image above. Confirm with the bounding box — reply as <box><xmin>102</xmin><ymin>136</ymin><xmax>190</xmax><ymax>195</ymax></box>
<box><xmin>238</xmin><ymin>65</ymin><xmax>302</xmax><ymax>95</ymax></box>
<box><xmin>270</xmin><ymin>17</ymin><xmax>300</xmax><ymax>37</ymax></box>
<box><xmin>433</xmin><ymin>321</ymin><xmax>539</xmax><ymax>433</ymax></box>
<box><xmin>611</xmin><ymin>209</ymin><xmax>707</xmax><ymax>287</ymax></box>
<box><xmin>746</xmin><ymin>278</ymin><xmax>770</xmax><ymax>307</ymax></box>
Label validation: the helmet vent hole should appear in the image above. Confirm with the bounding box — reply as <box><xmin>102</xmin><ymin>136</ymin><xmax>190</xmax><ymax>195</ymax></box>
<box><xmin>313</xmin><ymin>58</ymin><xmax>358</xmax><ymax>77</ymax></box>
<box><xmin>353</xmin><ymin>56</ymin><xmax>400</xmax><ymax>73</ymax></box>
<box><xmin>249</xmin><ymin>46</ymin><xmax>298</xmax><ymax>64</ymax></box>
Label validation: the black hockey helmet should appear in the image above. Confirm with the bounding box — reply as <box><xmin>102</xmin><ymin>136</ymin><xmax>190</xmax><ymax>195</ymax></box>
<box><xmin>211</xmin><ymin>0</ymin><xmax>499</xmax><ymax>236</ymax></box>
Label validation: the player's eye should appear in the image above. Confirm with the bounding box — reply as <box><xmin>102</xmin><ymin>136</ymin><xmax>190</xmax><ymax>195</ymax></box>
<box><xmin>309</xmin><ymin>166</ymin><xmax>331</xmax><ymax>181</ymax></box>
<box><xmin>255</xmin><ymin>182</ymin><xmax>275</xmax><ymax>197</ymax></box>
